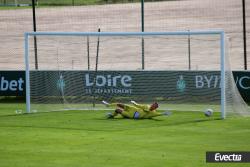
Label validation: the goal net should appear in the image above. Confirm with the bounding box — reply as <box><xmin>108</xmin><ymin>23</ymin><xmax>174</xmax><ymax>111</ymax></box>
<box><xmin>24</xmin><ymin>31</ymin><xmax>249</xmax><ymax>118</ymax></box>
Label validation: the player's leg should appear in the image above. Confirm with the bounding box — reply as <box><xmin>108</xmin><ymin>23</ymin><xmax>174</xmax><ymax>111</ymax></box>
<box><xmin>102</xmin><ymin>100</ymin><xmax>123</xmax><ymax>108</ymax></box>
<box><xmin>106</xmin><ymin>108</ymin><xmax>123</xmax><ymax>119</ymax></box>
<box><xmin>102</xmin><ymin>100</ymin><xmax>133</xmax><ymax>110</ymax></box>
<box><xmin>118</xmin><ymin>109</ymin><xmax>132</xmax><ymax>118</ymax></box>
<box><xmin>102</xmin><ymin>101</ymin><xmax>138</xmax><ymax>119</ymax></box>
<box><xmin>106</xmin><ymin>107</ymin><xmax>135</xmax><ymax>119</ymax></box>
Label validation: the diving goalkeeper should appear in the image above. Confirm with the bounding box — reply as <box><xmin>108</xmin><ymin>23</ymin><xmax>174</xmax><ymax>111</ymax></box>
<box><xmin>102</xmin><ymin>100</ymin><xmax>171</xmax><ymax>119</ymax></box>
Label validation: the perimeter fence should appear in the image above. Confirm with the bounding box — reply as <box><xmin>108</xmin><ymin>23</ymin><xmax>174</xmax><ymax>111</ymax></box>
<box><xmin>0</xmin><ymin>0</ymin><xmax>249</xmax><ymax>70</ymax></box>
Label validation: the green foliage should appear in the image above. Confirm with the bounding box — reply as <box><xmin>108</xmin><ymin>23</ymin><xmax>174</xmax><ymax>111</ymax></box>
<box><xmin>0</xmin><ymin>103</ymin><xmax>250</xmax><ymax>166</ymax></box>
<box><xmin>0</xmin><ymin>0</ymin><xmax>178</xmax><ymax>7</ymax></box>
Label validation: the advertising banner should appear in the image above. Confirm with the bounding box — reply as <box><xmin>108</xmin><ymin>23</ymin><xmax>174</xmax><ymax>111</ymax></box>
<box><xmin>29</xmin><ymin>71</ymin><xmax>221</xmax><ymax>103</ymax></box>
<box><xmin>233</xmin><ymin>71</ymin><xmax>250</xmax><ymax>102</ymax></box>
<box><xmin>0</xmin><ymin>71</ymin><xmax>25</xmax><ymax>96</ymax></box>
<box><xmin>1</xmin><ymin>70</ymin><xmax>250</xmax><ymax>103</ymax></box>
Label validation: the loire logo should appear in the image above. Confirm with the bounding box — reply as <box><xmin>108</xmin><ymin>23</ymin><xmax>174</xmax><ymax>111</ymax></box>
<box><xmin>57</xmin><ymin>74</ymin><xmax>65</xmax><ymax>92</ymax></box>
<box><xmin>85</xmin><ymin>74</ymin><xmax>132</xmax><ymax>87</ymax></box>
<box><xmin>177</xmin><ymin>75</ymin><xmax>186</xmax><ymax>93</ymax></box>
<box><xmin>84</xmin><ymin>73</ymin><xmax>132</xmax><ymax>95</ymax></box>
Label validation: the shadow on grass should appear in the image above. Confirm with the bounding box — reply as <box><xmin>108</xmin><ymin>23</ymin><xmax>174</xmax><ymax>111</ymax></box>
<box><xmin>0</xmin><ymin>119</ymin><xmax>222</xmax><ymax>134</ymax></box>
<box><xmin>0</xmin><ymin>111</ymin><xmax>222</xmax><ymax>132</ymax></box>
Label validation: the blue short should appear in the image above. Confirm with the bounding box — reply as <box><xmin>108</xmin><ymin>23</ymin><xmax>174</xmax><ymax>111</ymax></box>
<box><xmin>133</xmin><ymin>111</ymin><xmax>140</xmax><ymax>119</ymax></box>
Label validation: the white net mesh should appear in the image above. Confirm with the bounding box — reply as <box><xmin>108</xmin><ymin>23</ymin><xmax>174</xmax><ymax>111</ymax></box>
<box><xmin>25</xmin><ymin>31</ymin><xmax>250</xmax><ymax>117</ymax></box>
<box><xmin>224</xmin><ymin>39</ymin><xmax>250</xmax><ymax>117</ymax></box>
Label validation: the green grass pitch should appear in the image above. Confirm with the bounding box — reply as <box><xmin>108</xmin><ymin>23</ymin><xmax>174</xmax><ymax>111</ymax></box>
<box><xmin>0</xmin><ymin>103</ymin><xmax>250</xmax><ymax>167</ymax></box>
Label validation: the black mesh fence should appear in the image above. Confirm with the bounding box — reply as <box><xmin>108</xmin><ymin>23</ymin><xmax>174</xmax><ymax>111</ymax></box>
<box><xmin>0</xmin><ymin>0</ymin><xmax>249</xmax><ymax>70</ymax></box>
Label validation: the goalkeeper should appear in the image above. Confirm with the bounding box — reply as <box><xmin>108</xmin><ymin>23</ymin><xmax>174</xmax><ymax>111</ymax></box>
<box><xmin>102</xmin><ymin>100</ymin><xmax>171</xmax><ymax>119</ymax></box>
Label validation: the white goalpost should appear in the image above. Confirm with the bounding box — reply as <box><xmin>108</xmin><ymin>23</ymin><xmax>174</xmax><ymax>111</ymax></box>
<box><xmin>24</xmin><ymin>31</ymin><xmax>249</xmax><ymax>118</ymax></box>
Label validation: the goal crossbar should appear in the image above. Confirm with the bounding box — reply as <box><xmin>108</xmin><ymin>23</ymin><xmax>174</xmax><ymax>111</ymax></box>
<box><xmin>25</xmin><ymin>30</ymin><xmax>225</xmax><ymax>37</ymax></box>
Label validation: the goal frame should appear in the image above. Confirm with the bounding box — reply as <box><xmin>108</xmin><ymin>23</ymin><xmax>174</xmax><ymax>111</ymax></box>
<box><xmin>24</xmin><ymin>30</ymin><xmax>226</xmax><ymax>118</ymax></box>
